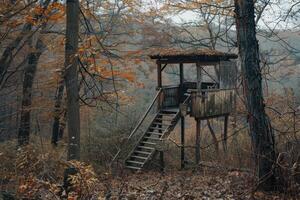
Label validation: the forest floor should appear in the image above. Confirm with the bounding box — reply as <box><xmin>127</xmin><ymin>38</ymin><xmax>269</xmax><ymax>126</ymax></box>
<box><xmin>98</xmin><ymin>169</ymin><xmax>299</xmax><ymax>200</ymax></box>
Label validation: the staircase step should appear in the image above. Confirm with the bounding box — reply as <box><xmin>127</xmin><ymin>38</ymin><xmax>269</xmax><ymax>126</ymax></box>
<box><xmin>141</xmin><ymin>141</ymin><xmax>156</xmax><ymax>145</ymax></box>
<box><xmin>134</xmin><ymin>150</ymin><xmax>151</xmax><ymax>155</ymax></box>
<box><xmin>157</xmin><ymin>113</ymin><xmax>176</xmax><ymax>117</ymax></box>
<box><xmin>160</xmin><ymin>110</ymin><xmax>178</xmax><ymax>114</ymax></box>
<box><xmin>138</xmin><ymin>146</ymin><xmax>155</xmax><ymax>150</ymax></box>
<box><xmin>155</xmin><ymin>118</ymin><xmax>175</xmax><ymax>122</ymax></box>
<box><xmin>126</xmin><ymin>160</ymin><xmax>144</xmax><ymax>165</ymax></box>
<box><xmin>152</xmin><ymin>122</ymin><xmax>172</xmax><ymax>126</ymax></box>
<box><xmin>125</xmin><ymin>165</ymin><xmax>141</xmax><ymax>170</ymax></box>
<box><xmin>131</xmin><ymin>155</ymin><xmax>148</xmax><ymax>160</ymax></box>
<box><xmin>147</xmin><ymin>132</ymin><xmax>163</xmax><ymax>136</ymax></box>
<box><xmin>149</xmin><ymin>127</ymin><xmax>165</xmax><ymax>131</ymax></box>
<box><xmin>120</xmin><ymin>107</ymin><xmax>180</xmax><ymax>171</ymax></box>
<box><xmin>144</xmin><ymin>137</ymin><xmax>161</xmax><ymax>140</ymax></box>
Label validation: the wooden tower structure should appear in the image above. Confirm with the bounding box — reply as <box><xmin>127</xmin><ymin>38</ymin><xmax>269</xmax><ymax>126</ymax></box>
<box><xmin>112</xmin><ymin>48</ymin><xmax>238</xmax><ymax>171</ymax></box>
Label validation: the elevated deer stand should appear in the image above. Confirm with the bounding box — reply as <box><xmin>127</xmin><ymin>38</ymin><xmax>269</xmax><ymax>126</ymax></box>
<box><xmin>111</xmin><ymin>48</ymin><xmax>237</xmax><ymax>172</ymax></box>
<box><xmin>151</xmin><ymin>49</ymin><xmax>237</xmax><ymax>169</ymax></box>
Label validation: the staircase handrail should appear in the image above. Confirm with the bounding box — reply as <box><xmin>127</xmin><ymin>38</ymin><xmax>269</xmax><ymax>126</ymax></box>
<box><xmin>111</xmin><ymin>88</ymin><xmax>162</xmax><ymax>165</ymax></box>
<box><xmin>158</xmin><ymin>94</ymin><xmax>191</xmax><ymax>143</ymax></box>
<box><xmin>128</xmin><ymin>88</ymin><xmax>162</xmax><ymax>139</ymax></box>
<box><xmin>182</xmin><ymin>93</ymin><xmax>191</xmax><ymax>105</ymax></box>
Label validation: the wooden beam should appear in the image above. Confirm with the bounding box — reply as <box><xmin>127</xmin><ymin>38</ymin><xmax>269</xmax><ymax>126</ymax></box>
<box><xmin>160</xmin><ymin>151</ymin><xmax>164</xmax><ymax>172</ymax></box>
<box><xmin>223</xmin><ymin>115</ymin><xmax>229</xmax><ymax>153</ymax></box>
<box><xmin>195</xmin><ymin>118</ymin><xmax>201</xmax><ymax>165</ymax></box>
<box><xmin>157</xmin><ymin>62</ymin><xmax>162</xmax><ymax>88</ymax></box>
<box><xmin>180</xmin><ymin>63</ymin><xmax>184</xmax><ymax>84</ymax></box>
<box><xmin>180</xmin><ymin>116</ymin><xmax>185</xmax><ymax>169</ymax></box>
<box><xmin>179</xmin><ymin>63</ymin><xmax>184</xmax><ymax>102</ymax></box>
<box><xmin>158</xmin><ymin>60</ymin><xmax>221</xmax><ymax>65</ymax></box>
<box><xmin>161</xmin><ymin>63</ymin><xmax>168</xmax><ymax>71</ymax></box>
<box><xmin>151</xmin><ymin>56</ymin><xmax>234</xmax><ymax>64</ymax></box>
<box><xmin>190</xmin><ymin>113</ymin><xmax>231</xmax><ymax>120</ymax></box>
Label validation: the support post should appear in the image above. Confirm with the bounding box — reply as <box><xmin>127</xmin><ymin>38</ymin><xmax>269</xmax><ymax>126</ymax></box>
<box><xmin>180</xmin><ymin>116</ymin><xmax>185</xmax><ymax>169</ymax></box>
<box><xmin>160</xmin><ymin>151</ymin><xmax>164</xmax><ymax>172</ymax></box>
<box><xmin>179</xmin><ymin>63</ymin><xmax>185</xmax><ymax>169</ymax></box>
<box><xmin>195</xmin><ymin>118</ymin><xmax>201</xmax><ymax>165</ymax></box>
<box><xmin>157</xmin><ymin>61</ymin><xmax>163</xmax><ymax>111</ymax></box>
<box><xmin>223</xmin><ymin>115</ymin><xmax>229</xmax><ymax>153</ymax></box>
<box><xmin>179</xmin><ymin>63</ymin><xmax>184</xmax><ymax>101</ymax></box>
<box><xmin>157</xmin><ymin>61</ymin><xmax>162</xmax><ymax>88</ymax></box>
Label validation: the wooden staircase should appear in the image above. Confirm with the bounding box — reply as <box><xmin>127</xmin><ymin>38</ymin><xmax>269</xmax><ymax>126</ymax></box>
<box><xmin>125</xmin><ymin>109</ymin><xmax>180</xmax><ymax>170</ymax></box>
<box><xmin>111</xmin><ymin>88</ymin><xmax>191</xmax><ymax>172</ymax></box>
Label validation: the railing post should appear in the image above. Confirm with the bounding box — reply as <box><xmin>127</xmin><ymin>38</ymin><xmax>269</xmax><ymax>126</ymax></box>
<box><xmin>223</xmin><ymin>115</ymin><xmax>229</xmax><ymax>153</ymax></box>
<box><xmin>179</xmin><ymin>63</ymin><xmax>184</xmax><ymax>103</ymax></box>
<box><xmin>159</xmin><ymin>151</ymin><xmax>165</xmax><ymax>172</ymax></box>
<box><xmin>157</xmin><ymin>60</ymin><xmax>162</xmax><ymax>88</ymax></box>
<box><xmin>157</xmin><ymin>61</ymin><xmax>162</xmax><ymax>110</ymax></box>
<box><xmin>180</xmin><ymin>116</ymin><xmax>185</xmax><ymax>169</ymax></box>
<box><xmin>195</xmin><ymin>118</ymin><xmax>201</xmax><ymax>165</ymax></box>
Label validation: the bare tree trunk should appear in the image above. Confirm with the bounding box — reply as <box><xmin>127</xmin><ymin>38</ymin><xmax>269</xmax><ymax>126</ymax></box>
<box><xmin>0</xmin><ymin>0</ymin><xmax>52</xmax><ymax>89</ymax></box>
<box><xmin>234</xmin><ymin>0</ymin><xmax>276</xmax><ymax>191</ymax></box>
<box><xmin>65</xmin><ymin>0</ymin><xmax>80</xmax><ymax>160</ymax></box>
<box><xmin>58</xmin><ymin>111</ymin><xmax>67</xmax><ymax>139</ymax></box>
<box><xmin>51</xmin><ymin>78</ymin><xmax>64</xmax><ymax>145</ymax></box>
<box><xmin>18</xmin><ymin>39</ymin><xmax>45</xmax><ymax>146</ymax></box>
<box><xmin>0</xmin><ymin>24</ymin><xmax>32</xmax><ymax>83</ymax></box>
<box><xmin>207</xmin><ymin>119</ymin><xmax>219</xmax><ymax>155</ymax></box>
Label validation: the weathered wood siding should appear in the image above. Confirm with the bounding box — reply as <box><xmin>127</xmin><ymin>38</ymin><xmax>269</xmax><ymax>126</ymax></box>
<box><xmin>190</xmin><ymin>89</ymin><xmax>235</xmax><ymax>118</ymax></box>
<box><xmin>162</xmin><ymin>86</ymin><xmax>180</xmax><ymax>108</ymax></box>
<box><xmin>219</xmin><ymin>61</ymin><xmax>237</xmax><ymax>89</ymax></box>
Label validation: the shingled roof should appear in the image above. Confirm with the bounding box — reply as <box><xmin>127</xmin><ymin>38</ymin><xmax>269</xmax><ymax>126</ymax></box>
<box><xmin>149</xmin><ymin>48</ymin><xmax>238</xmax><ymax>63</ymax></box>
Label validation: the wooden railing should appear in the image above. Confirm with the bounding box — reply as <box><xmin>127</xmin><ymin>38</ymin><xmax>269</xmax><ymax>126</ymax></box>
<box><xmin>155</xmin><ymin>94</ymin><xmax>191</xmax><ymax>151</ymax></box>
<box><xmin>190</xmin><ymin>89</ymin><xmax>235</xmax><ymax>118</ymax></box>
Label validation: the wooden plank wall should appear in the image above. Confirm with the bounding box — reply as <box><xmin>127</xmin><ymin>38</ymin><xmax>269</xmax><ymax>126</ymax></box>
<box><xmin>190</xmin><ymin>89</ymin><xmax>235</xmax><ymax>118</ymax></box>
<box><xmin>162</xmin><ymin>86</ymin><xmax>180</xmax><ymax>108</ymax></box>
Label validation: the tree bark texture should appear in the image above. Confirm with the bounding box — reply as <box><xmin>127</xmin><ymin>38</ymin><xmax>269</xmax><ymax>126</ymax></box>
<box><xmin>18</xmin><ymin>39</ymin><xmax>45</xmax><ymax>146</ymax></box>
<box><xmin>65</xmin><ymin>0</ymin><xmax>80</xmax><ymax>160</ymax></box>
<box><xmin>234</xmin><ymin>0</ymin><xmax>276</xmax><ymax>191</ymax></box>
<box><xmin>0</xmin><ymin>0</ymin><xmax>52</xmax><ymax>89</ymax></box>
<box><xmin>51</xmin><ymin>78</ymin><xmax>65</xmax><ymax>145</ymax></box>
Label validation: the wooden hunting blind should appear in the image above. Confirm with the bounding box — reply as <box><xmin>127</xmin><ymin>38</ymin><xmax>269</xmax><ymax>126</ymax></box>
<box><xmin>112</xmin><ymin>48</ymin><xmax>238</xmax><ymax>172</ymax></box>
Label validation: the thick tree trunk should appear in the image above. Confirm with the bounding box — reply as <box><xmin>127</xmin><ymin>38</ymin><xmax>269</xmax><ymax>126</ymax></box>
<box><xmin>65</xmin><ymin>0</ymin><xmax>80</xmax><ymax>160</ymax></box>
<box><xmin>234</xmin><ymin>0</ymin><xmax>276</xmax><ymax>191</ymax></box>
<box><xmin>18</xmin><ymin>39</ymin><xmax>44</xmax><ymax>146</ymax></box>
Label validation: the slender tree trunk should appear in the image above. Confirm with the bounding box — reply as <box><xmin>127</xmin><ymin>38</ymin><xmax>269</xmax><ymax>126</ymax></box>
<box><xmin>65</xmin><ymin>0</ymin><xmax>80</xmax><ymax>160</ymax></box>
<box><xmin>18</xmin><ymin>39</ymin><xmax>45</xmax><ymax>146</ymax></box>
<box><xmin>234</xmin><ymin>0</ymin><xmax>276</xmax><ymax>191</ymax></box>
<box><xmin>0</xmin><ymin>23</ymin><xmax>32</xmax><ymax>83</ymax></box>
<box><xmin>51</xmin><ymin>78</ymin><xmax>64</xmax><ymax>145</ymax></box>
<box><xmin>207</xmin><ymin>119</ymin><xmax>219</xmax><ymax>154</ymax></box>
<box><xmin>0</xmin><ymin>0</ymin><xmax>52</xmax><ymax>88</ymax></box>
<box><xmin>58</xmin><ymin>111</ymin><xmax>67</xmax><ymax>139</ymax></box>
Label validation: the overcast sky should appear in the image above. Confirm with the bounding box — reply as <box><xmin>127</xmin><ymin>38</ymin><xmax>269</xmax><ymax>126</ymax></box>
<box><xmin>140</xmin><ymin>0</ymin><xmax>300</xmax><ymax>30</ymax></box>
